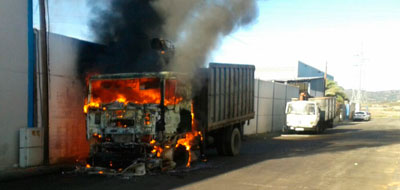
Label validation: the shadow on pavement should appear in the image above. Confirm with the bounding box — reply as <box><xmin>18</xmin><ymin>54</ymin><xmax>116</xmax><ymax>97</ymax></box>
<box><xmin>324</xmin><ymin>128</ymin><xmax>361</xmax><ymax>134</ymax></box>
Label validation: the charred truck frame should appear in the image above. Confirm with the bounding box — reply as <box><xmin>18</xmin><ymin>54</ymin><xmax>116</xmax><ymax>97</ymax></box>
<box><xmin>84</xmin><ymin>63</ymin><xmax>255</xmax><ymax>170</ymax></box>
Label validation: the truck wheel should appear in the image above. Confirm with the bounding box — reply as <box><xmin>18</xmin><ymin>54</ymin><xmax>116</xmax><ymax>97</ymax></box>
<box><xmin>282</xmin><ymin>126</ymin><xmax>288</xmax><ymax>134</ymax></box>
<box><xmin>225</xmin><ymin>127</ymin><xmax>241</xmax><ymax>156</ymax></box>
<box><xmin>283</xmin><ymin>126</ymin><xmax>293</xmax><ymax>134</ymax></box>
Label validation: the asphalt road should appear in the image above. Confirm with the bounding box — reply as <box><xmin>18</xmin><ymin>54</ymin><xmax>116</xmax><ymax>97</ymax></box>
<box><xmin>2</xmin><ymin>118</ymin><xmax>400</xmax><ymax>190</ymax></box>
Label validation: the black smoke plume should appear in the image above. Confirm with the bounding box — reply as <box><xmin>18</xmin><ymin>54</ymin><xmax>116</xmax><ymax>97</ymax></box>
<box><xmin>78</xmin><ymin>0</ymin><xmax>258</xmax><ymax>81</ymax></box>
<box><xmin>77</xmin><ymin>0</ymin><xmax>165</xmax><ymax>80</ymax></box>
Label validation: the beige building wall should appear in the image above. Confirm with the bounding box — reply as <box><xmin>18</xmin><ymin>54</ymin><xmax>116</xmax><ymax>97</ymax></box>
<box><xmin>46</xmin><ymin>33</ymin><xmax>89</xmax><ymax>164</ymax></box>
<box><xmin>0</xmin><ymin>0</ymin><xmax>29</xmax><ymax>169</ymax></box>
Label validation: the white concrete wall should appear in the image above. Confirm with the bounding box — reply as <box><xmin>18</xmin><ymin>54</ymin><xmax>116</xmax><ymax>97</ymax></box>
<box><xmin>244</xmin><ymin>80</ymin><xmax>299</xmax><ymax>135</ymax></box>
<box><xmin>272</xmin><ymin>83</ymin><xmax>287</xmax><ymax>132</ymax></box>
<box><xmin>0</xmin><ymin>0</ymin><xmax>29</xmax><ymax>169</ymax></box>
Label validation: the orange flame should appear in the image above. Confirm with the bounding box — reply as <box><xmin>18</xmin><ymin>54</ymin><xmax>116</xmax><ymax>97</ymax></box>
<box><xmin>144</xmin><ymin>113</ymin><xmax>151</xmax><ymax>125</ymax></box>
<box><xmin>83</xmin><ymin>100</ymin><xmax>100</xmax><ymax>113</ymax></box>
<box><xmin>175</xmin><ymin>102</ymin><xmax>202</xmax><ymax>167</ymax></box>
<box><xmin>116</xmin><ymin>95</ymin><xmax>127</xmax><ymax>104</ymax></box>
<box><xmin>83</xmin><ymin>78</ymin><xmax>183</xmax><ymax>113</ymax></box>
<box><xmin>151</xmin><ymin>143</ymin><xmax>164</xmax><ymax>158</ymax></box>
<box><xmin>176</xmin><ymin>132</ymin><xmax>198</xmax><ymax>167</ymax></box>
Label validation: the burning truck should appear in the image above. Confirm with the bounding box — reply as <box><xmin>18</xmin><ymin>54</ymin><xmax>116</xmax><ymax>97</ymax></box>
<box><xmin>83</xmin><ymin>63</ymin><xmax>255</xmax><ymax>173</ymax></box>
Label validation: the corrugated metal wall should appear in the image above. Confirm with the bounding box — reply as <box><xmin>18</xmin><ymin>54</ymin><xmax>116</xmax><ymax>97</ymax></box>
<box><xmin>309</xmin><ymin>78</ymin><xmax>325</xmax><ymax>97</ymax></box>
<box><xmin>244</xmin><ymin>80</ymin><xmax>299</xmax><ymax>135</ymax></box>
<box><xmin>298</xmin><ymin>61</ymin><xmax>334</xmax><ymax>80</ymax></box>
<box><xmin>207</xmin><ymin>63</ymin><xmax>255</xmax><ymax>131</ymax></box>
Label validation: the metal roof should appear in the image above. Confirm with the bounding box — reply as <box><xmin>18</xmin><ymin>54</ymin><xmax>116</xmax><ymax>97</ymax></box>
<box><xmin>274</xmin><ymin>76</ymin><xmax>325</xmax><ymax>83</ymax></box>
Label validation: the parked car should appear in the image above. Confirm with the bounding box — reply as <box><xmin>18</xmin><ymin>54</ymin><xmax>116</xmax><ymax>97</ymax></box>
<box><xmin>353</xmin><ymin>111</ymin><xmax>371</xmax><ymax>121</ymax></box>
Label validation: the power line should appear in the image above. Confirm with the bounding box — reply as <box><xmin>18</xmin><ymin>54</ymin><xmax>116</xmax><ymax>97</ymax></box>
<box><xmin>351</xmin><ymin>44</ymin><xmax>368</xmax><ymax>111</ymax></box>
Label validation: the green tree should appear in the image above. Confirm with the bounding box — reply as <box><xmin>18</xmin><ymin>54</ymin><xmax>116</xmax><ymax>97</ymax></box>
<box><xmin>325</xmin><ymin>80</ymin><xmax>347</xmax><ymax>103</ymax></box>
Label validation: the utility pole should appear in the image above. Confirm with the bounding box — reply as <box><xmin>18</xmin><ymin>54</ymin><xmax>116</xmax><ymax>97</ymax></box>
<box><xmin>324</xmin><ymin>61</ymin><xmax>327</xmax><ymax>96</ymax></box>
<box><xmin>39</xmin><ymin>0</ymin><xmax>49</xmax><ymax>165</ymax></box>
<box><xmin>324</xmin><ymin>61</ymin><xmax>327</xmax><ymax>81</ymax></box>
<box><xmin>352</xmin><ymin>45</ymin><xmax>367</xmax><ymax>112</ymax></box>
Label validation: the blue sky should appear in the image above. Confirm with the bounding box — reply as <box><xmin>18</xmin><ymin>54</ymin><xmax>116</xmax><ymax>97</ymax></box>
<box><xmin>34</xmin><ymin>0</ymin><xmax>400</xmax><ymax>91</ymax></box>
<box><xmin>213</xmin><ymin>0</ymin><xmax>400</xmax><ymax>91</ymax></box>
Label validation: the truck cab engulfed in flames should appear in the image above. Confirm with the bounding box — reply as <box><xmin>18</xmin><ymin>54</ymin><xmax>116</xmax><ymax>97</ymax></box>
<box><xmin>82</xmin><ymin>63</ymin><xmax>256</xmax><ymax>172</ymax></box>
<box><xmin>84</xmin><ymin>72</ymin><xmax>197</xmax><ymax>169</ymax></box>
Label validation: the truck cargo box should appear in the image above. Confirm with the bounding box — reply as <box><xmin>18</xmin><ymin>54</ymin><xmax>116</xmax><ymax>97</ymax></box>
<box><xmin>309</xmin><ymin>97</ymin><xmax>336</xmax><ymax>122</ymax></box>
<box><xmin>205</xmin><ymin>63</ymin><xmax>255</xmax><ymax>132</ymax></box>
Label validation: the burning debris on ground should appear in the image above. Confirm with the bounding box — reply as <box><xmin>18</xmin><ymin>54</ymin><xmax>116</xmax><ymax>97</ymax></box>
<box><xmin>75</xmin><ymin>0</ymin><xmax>258</xmax><ymax>176</ymax></box>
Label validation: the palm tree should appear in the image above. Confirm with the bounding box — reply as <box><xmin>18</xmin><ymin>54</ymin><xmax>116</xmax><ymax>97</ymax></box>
<box><xmin>325</xmin><ymin>80</ymin><xmax>347</xmax><ymax>103</ymax></box>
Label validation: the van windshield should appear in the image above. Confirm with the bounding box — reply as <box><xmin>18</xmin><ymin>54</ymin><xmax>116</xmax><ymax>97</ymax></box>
<box><xmin>287</xmin><ymin>103</ymin><xmax>316</xmax><ymax>115</ymax></box>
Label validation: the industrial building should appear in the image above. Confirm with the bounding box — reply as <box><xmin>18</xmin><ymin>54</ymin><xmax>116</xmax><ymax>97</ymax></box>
<box><xmin>257</xmin><ymin>61</ymin><xmax>334</xmax><ymax>98</ymax></box>
<box><xmin>257</xmin><ymin>61</ymin><xmax>334</xmax><ymax>81</ymax></box>
<box><xmin>298</xmin><ymin>61</ymin><xmax>334</xmax><ymax>80</ymax></box>
<box><xmin>275</xmin><ymin>77</ymin><xmax>326</xmax><ymax>97</ymax></box>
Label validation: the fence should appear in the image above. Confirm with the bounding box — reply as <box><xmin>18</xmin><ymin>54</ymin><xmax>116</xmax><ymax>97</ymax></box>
<box><xmin>244</xmin><ymin>79</ymin><xmax>299</xmax><ymax>135</ymax></box>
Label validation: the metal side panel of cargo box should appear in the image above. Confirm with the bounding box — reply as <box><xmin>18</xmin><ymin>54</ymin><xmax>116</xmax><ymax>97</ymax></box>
<box><xmin>309</xmin><ymin>97</ymin><xmax>336</xmax><ymax>121</ymax></box>
<box><xmin>206</xmin><ymin>63</ymin><xmax>255</xmax><ymax>131</ymax></box>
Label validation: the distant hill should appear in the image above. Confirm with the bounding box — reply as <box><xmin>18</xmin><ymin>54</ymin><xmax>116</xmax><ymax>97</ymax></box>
<box><xmin>345</xmin><ymin>90</ymin><xmax>400</xmax><ymax>103</ymax></box>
